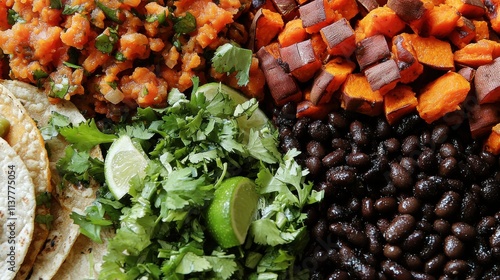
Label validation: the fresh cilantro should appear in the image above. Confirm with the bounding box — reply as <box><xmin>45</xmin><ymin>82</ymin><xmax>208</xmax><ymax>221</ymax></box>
<box><xmin>62</xmin><ymin>5</ymin><xmax>83</xmax><ymax>15</ymax></box>
<box><xmin>33</xmin><ymin>69</ymin><xmax>48</xmax><ymax>82</ymax></box>
<box><xmin>146</xmin><ymin>11</ymin><xmax>167</xmax><ymax>25</ymax></box>
<box><xmin>96</xmin><ymin>1</ymin><xmax>122</xmax><ymax>23</ymax></box>
<box><xmin>58</xmin><ymin>119</ymin><xmax>117</xmax><ymax>151</ymax></box>
<box><xmin>63</xmin><ymin>61</ymin><xmax>82</xmax><ymax>69</ymax></box>
<box><xmin>35</xmin><ymin>214</ymin><xmax>54</xmax><ymax>229</ymax></box>
<box><xmin>7</xmin><ymin>9</ymin><xmax>25</xmax><ymax>25</ymax></box>
<box><xmin>212</xmin><ymin>43</ymin><xmax>252</xmax><ymax>86</ymax></box>
<box><xmin>36</xmin><ymin>192</ymin><xmax>52</xmax><ymax>208</ymax></box>
<box><xmin>49</xmin><ymin>77</ymin><xmax>70</xmax><ymax>99</ymax></box>
<box><xmin>173</xmin><ymin>12</ymin><xmax>196</xmax><ymax>34</ymax></box>
<box><xmin>95</xmin><ymin>27</ymin><xmax>119</xmax><ymax>54</ymax></box>
<box><xmin>49</xmin><ymin>0</ymin><xmax>62</xmax><ymax>9</ymax></box>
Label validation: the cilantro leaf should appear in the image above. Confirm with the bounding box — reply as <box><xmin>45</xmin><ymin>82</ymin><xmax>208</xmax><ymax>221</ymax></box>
<box><xmin>59</xmin><ymin>119</ymin><xmax>117</xmax><ymax>151</ymax></box>
<box><xmin>212</xmin><ymin>43</ymin><xmax>252</xmax><ymax>86</ymax></box>
<box><xmin>173</xmin><ymin>12</ymin><xmax>196</xmax><ymax>34</ymax></box>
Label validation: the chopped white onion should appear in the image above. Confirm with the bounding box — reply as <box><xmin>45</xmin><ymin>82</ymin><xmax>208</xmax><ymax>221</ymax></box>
<box><xmin>105</xmin><ymin>88</ymin><xmax>124</xmax><ymax>104</ymax></box>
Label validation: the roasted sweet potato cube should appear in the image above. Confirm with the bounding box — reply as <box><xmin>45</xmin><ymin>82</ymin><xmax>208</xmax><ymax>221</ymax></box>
<box><xmin>296</xmin><ymin>99</ymin><xmax>338</xmax><ymax>119</ymax></box>
<box><xmin>299</xmin><ymin>0</ymin><xmax>337</xmax><ymax>33</ymax></box>
<box><xmin>446</xmin><ymin>0</ymin><xmax>485</xmax><ymax>18</ymax></box>
<box><xmin>340</xmin><ymin>73</ymin><xmax>384</xmax><ymax>116</ymax></box>
<box><xmin>278</xmin><ymin>19</ymin><xmax>308</xmax><ymax>48</ymax></box>
<box><xmin>279</xmin><ymin>39</ymin><xmax>321</xmax><ymax>82</ymax></box>
<box><xmin>364</xmin><ymin>59</ymin><xmax>401</xmax><ymax>94</ymax></box>
<box><xmin>249</xmin><ymin>9</ymin><xmax>284</xmax><ymax>51</ymax></box>
<box><xmin>457</xmin><ymin>66</ymin><xmax>475</xmax><ymax>82</ymax></box>
<box><xmin>310</xmin><ymin>57</ymin><xmax>356</xmax><ymax>104</ymax></box>
<box><xmin>256</xmin><ymin>46</ymin><xmax>302</xmax><ymax>106</ymax></box>
<box><xmin>355</xmin><ymin>34</ymin><xmax>391</xmax><ymax>70</ymax></box>
<box><xmin>484</xmin><ymin>123</ymin><xmax>500</xmax><ymax>155</ymax></box>
<box><xmin>454</xmin><ymin>40</ymin><xmax>496</xmax><ymax>68</ymax></box>
<box><xmin>357</xmin><ymin>0</ymin><xmax>379</xmax><ymax>15</ymax></box>
<box><xmin>355</xmin><ymin>6</ymin><xmax>406</xmax><ymax>41</ymax></box>
<box><xmin>473</xmin><ymin>20</ymin><xmax>489</xmax><ymax>41</ymax></box>
<box><xmin>320</xmin><ymin>18</ymin><xmax>356</xmax><ymax>57</ymax></box>
<box><xmin>387</xmin><ymin>0</ymin><xmax>426</xmax><ymax>22</ymax></box>
<box><xmin>468</xmin><ymin>102</ymin><xmax>500</xmax><ymax>138</ymax></box>
<box><xmin>329</xmin><ymin>0</ymin><xmax>360</xmax><ymax>20</ymax></box>
<box><xmin>418</xmin><ymin>4</ymin><xmax>460</xmax><ymax>38</ymax></box>
<box><xmin>407</xmin><ymin>34</ymin><xmax>455</xmax><ymax>70</ymax></box>
<box><xmin>384</xmin><ymin>84</ymin><xmax>418</xmax><ymax>125</ymax></box>
<box><xmin>485</xmin><ymin>0</ymin><xmax>500</xmax><ymax>34</ymax></box>
<box><xmin>474</xmin><ymin>57</ymin><xmax>500</xmax><ymax>104</ymax></box>
<box><xmin>417</xmin><ymin>71</ymin><xmax>470</xmax><ymax>123</ymax></box>
<box><xmin>392</xmin><ymin>34</ymin><xmax>424</xmax><ymax>84</ymax></box>
<box><xmin>270</xmin><ymin>0</ymin><xmax>299</xmax><ymax>19</ymax></box>
<box><xmin>449</xmin><ymin>16</ymin><xmax>476</xmax><ymax>49</ymax></box>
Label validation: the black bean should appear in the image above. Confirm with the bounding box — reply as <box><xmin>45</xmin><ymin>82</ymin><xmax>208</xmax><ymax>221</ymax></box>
<box><xmin>377</xmin><ymin>218</ymin><xmax>390</xmax><ymax>233</ymax></box>
<box><xmin>348</xmin><ymin>197</ymin><xmax>361</xmax><ymax>213</ymax></box>
<box><xmin>350</xmin><ymin>120</ymin><xmax>370</xmax><ymax>147</ymax></box>
<box><xmin>361</xmin><ymin>197</ymin><xmax>375</xmax><ymax>218</ymax></box>
<box><xmin>327</xmin><ymin>204</ymin><xmax>346</xmax><ymax>221</ymax></box>
<box><xmin>381</xmin><ymin>260</ymin><xmax>412</xmax><ymax>280</ymax></box>
<box><xmin>308</xmin><ymin>120</ymin><xmax>331</xmax><ymax>142</ymax></box>
<box><xmin>417</xmin><ymin>148</ymin><xmax>437</xmax><ymax>172</ymax></box>
<box><xmin>438</xmin><ymin>157</ymin><xmax>458</xmax><ymax>177</ymax></box>
<box><xmin>280</xmin><ymin>102</ymin><xmax>297</xmax><ymax>119</ymax></box>
<box><xmin>399</xmin><ymin>157</ymin><xmax>418</xmax><ymax>175</ymax></box>
<box><xmin>327</xmin><ymin>112</ymin><xmax>348</xmax><ymax>129</ymax></box>
<box><xmin>414</xmin><ymin>178</ymin><xmax>439</xmax><ymax>200</ymax></box>
<box><xmin>375</xmin><ymin>118</ymin><xmax>392</xmax><ymax>139</ymax></box>
<box><xmin>306</xmin><ymin>141</ymin><xmax>326</xmax><ymax>158</ymax></box>
<box><xmin>305</xmin><ymin>157</ymin><xmax>323</xmax><ymax>176</ymax></box>
<box><xmin>416</xmin><ymin>219</ymin><xmax>434</xmax><ymax>232</ymax></box>
<box><xmin>410</xmin><ymin>271</ymin><xmax>436</xmax><ymax>280</ymax></box>
<box><xmin>439</xmin><ymin>143</ymin><xmax>457</xmax><ymax>158</ymax></box>
<box><xmin>312</xmin><ymin>219</ymin><xmax>328</xmax><ymax>241</ymax></box>
<box><xmin>327</xmin><ymin>270</ymin><xmax>350</xmax><ymax>280</ymax></box>
<box><xmin>384</xmin><ymin>214</ymin><xmax>416</xmax><ymax>243</ymax></box>
<box><xmin>434</xmin><ymin>191</ymin><xmax>461</xmax><ymax>219</ymax></box>
<box><xmin>490</xmin><ymin>226</ymin><xmax>500</xmax><ymax>248</ymax></box>
<box><xmin>401</xmin><ymin>135</ymin><xmax>420</xmax><ymax>156</ymax></box>
<box><xmin>466</xmin><ymin>154</ymin><xmax>490</xmax><ymax>178</ymax></box>
<box><xmin>444</xmin><ymin>235</ymin><xmax>464</xmax><ymax>258</ymax></box>
<box><xmin>431</xmin><ymin>125</ymin><xmax>449</xmax><ymax>145</ymax></box>
<box><xmin>278</xmin><ymin>126</ymin><xmax>293</xmax><ymax>140</ymax></box>
<box><xmin>331</xmin><ymin>138</ymin><xmax>351</xmax><ymax>150</ymax></box>
<box><xmin>384</xmin><ymin>244</ymin><xmax>403</xmax><ymax>260</ymax></box>
<box><xmin>480</xmin><ymin>179</ymin><xmax>500</xmax><ymax>205</ymax></box>
<box><xmin>477</xmin><ymin>216</ymin><xmax>496</xmax><ymax>236</ymax></box>
<box><xmin>420</xmin><ymin>130</ymin><xmax>432</xmax><ymax>147</ymax></box>
<box><xmin>366</xmin><ymin>223</ymin><xmax>382</xmax><ymax>254</ymax></box>
<box><xmin>404</xmin><ymin>254</ymin><xmax>423</xmax><ymax>271</ymax></box>
<box><xmin>420</xmin><ymin>234</ymin><xmax>442</xmax><ymax>260</ymax></box>
<box><xmin>443</xmin><ymin>259</ymin><xmax>468</xmax><ymax>277</ymax></box>
<box><xmin>312</xmin><ymin>249</ymin><xmax>328</xmax><ymax>265</ymax></box>
<box><xmin>322</xmin><ymin>149</ymin><xmax>346</xmax><ymax>168</ymax></box>
<box><xmin>346</xmin><ymin>152</ymin><xmax>370</xmax><ymax>167</ymax></box>
<box><xmin>402</xmin><ymin>230</ymin><xmax>425</xmax><ymax>252</ymax></box>
<box><xmin>398</xmin><ymin>197</ymin><xmax>421</xmax><ymax>214</ymax></box>
<box><xmin>390</xmin><ymin>162</ymin><xmax>413</xmax><ymax>189</ymax></box>
<box><xmin>460</xmin><ymin>192</ymin><xmax>478</xmax><ymax>223</ymax></box>
<box><xmin>474</xmin><ymin>237</ymin><xmax>492</xmax><ymax>264</ymax></box>
<box><xmin>479</xmin><ymin>150</ymin><xmax>497</xmax><ymax>167</ymax></box>
<box><xmin>424</xmin><ymin>254</ymin><xmax>446</xmax><ymax>275</ymax></box>
<box><xmin>433</xmin><ymin>219</ymin><xmax>451</xmax><ymax>236</ymax></box>
<box><xmin>280</xmin><ymin>135</ymin><xmax>301</xmax><ymax>153</ymax></box>
<box><xmin>315</xmin><ymin>181</ymin><xmax>335</xmax><ymax>198</ymax></box>
<box><xmin>292</xmin><ymin>117</ymin><xmax>310</xmax><ymax>139</ymax></box>
<box><xmin>327</xmin><ymin>166</ymin><xmax>356</xmax><ymax>186</ymax></box>
<box><xmin>451</xmin><ymin>222</ymin><xmax>476</xmax><ymax>241</ymax></box>
<box><xmin>338</xmin><ymin>242</ymin><xmax>377</xmax><ymax>280</ymax></box>
<box><xmin>375</xmin><ymin>197</ymin><xmax>398</xmax><ymax>213</ymax></box>
<box><xmin>384</xmin><ymin>138</ymin><xmax>401</xmax><ymax>154</ymax></box>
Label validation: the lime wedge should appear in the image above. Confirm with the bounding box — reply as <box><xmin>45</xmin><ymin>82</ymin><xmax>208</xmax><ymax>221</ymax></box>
<box><xmin>195</xmin><ymin>83</ymin><xmax>268</xmax><ymax>140</ymax></box>
<box><xmin>104</xmin><ymin>135</ymin><xmax>148</xmax><ymax>200</ymax></box>
<box><xmin>206</xmin><ymin>176</ymin><xmax>259</xmax><ymax>248</ymax></box>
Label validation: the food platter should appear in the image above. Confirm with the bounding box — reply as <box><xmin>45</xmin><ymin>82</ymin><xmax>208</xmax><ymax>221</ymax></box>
<box><xmin>0</xmin><ymin>0</ymin><xmax>500</xmax><ymax>279</ymax></box>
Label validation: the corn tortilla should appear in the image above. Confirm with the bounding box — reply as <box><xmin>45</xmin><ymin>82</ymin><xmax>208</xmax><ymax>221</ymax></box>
<box><xmin>0</xmin><ymin>137</ymin><xmax>36</xmax><ymax>280</ymax></box>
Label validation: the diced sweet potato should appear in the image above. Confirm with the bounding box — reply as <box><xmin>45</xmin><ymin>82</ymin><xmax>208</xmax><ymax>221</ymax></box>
<box><xmin>310</xmin><ymin>57</ymin><xmax>356</xmax><ymax>104</ymax></box>
<box><xmin>364</xmin><ymin>59</ymin><xmax>401</xmax><ymax>94</ymax></box>
<box><xmin>299</xmin><ymin>0</ymin><xmax>338</xmax><ymax>34</ymax></box>
<box><xmin>329</xmin><ymin>0</ymin><xmax>360</xmax><ymax>20</ymax></box>
<box><xmin>473</xmin><ymin>20</ymin><xmax>489</xmax><ymax>41</ymax></box>
<box><xmin>270</xmin><ymin>0</ymin><xmax>299</xmax><ymax>19</ymax></box>
<box><xmin>486</xmin><ymin>0</ymin><xmax>500</xmax><ymax>33</ymax></box>
<box><xmin>457</xmin><ymin>66</ymin><xmax>475</xmax><ymax>82</ymax></box>
<box><xmin>340</xmin><ymin>73</ymin><xmax>384</xmax><ymax>116</ymax></box>
<box><xmin>278</xmin><ymin>19</ymin><xmax>308</xmax><ymax>47</ymax></box>
<box><xmin>474</xmin><ymin>57</ymin><xmax>500</xmax><ymax>104</ymax></box>
<box><xmin>417</xmin><ymin>71</ymin><xmax>470</xmax><ymax>123</ymax></box>
<box><xmin>392</xmin><ymin>33</ymin><xmax>424</xmax><ymax>83</ymax></box>
<box><xmin>384</xmin><ymin>84</ymin><xmax>418</xmax><ymax>125</ymax></box>
<box><xmin>310</xmin><ymin>32</ymin><xmax>329</xmax><ymax>63</ymax></box>
<box><xmin>420</xmin><ymin>4</ymin><xmax>460</xmax><ymax>38</ymax></box>
<box><xmin>355</xmin><ymin>6</ymin><xmax>406</xmax><ymax>41</ymax></box>
<box><xmin>407</xmin><ymin>33</ymin><xmax>455</xmax><ymax>70</ymax></box>
<box><xmin>454</xmin><ymin>39</ymin><xmax>496</xmax><ymax>68</ymax></box>
<box><xmin>468</xmin><ymin>102</ymin><xmax>500</xmax><ymax>138</ymax></box>
<box><xmin>250</xmin><ymin>9</ymin><xmax>284</xmax><ymax>51</ymax></box>
<box><xmin>484</xmin><ymin>123</ymin><xmax>500</xmax><ymax>155</ymax></box>
<box><xmin>355</xmin><ymin>34</ymin><xmax>391</xmax><ymax>70</ymax></box>
<box><xmin>448</xmin><ymin>16</ymin><xmax>476</xmax><ymax>49</ymax></box>
<box><xmin>296</xmin><ymin>99</ymin><xmax>338</xmax><ymax>119</ymax></box>
<box><xmin>357</xmin><ymin>0</ymin><xmax>379</xmax><ymax>15</ymax></box>
<box><xmin>387</xmin><ymin>0</ymin><xmax>426</xmax><ymax>22</ymax></box>
<box><xmin>256</xmin><ymin>46</ymin><xmax>302</xmax><ymax>106</ymax></box>
<box><xmin>279</xmin><ymin>39</ymin><xmax>322</xmax><ymax>82</ymax></box>
<box><xmin>446</xmin><ymin>0</ymin><xmax>485</xmax><ymax>17</ymax></box>
<box><xmin>320</xmin><ymin>18</ymin><xmax>356</xmax><ymax>57</ymax></box>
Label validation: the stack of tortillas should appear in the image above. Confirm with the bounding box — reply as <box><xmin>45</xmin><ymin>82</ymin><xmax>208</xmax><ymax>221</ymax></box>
<box><xmin>0</xmin><ymin>80</ymin><xmax>110</xmax><ymax>280</ymax></box>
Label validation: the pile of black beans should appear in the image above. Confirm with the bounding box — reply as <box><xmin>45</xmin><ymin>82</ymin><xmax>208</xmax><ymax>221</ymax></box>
<box><xmin>273</xmin><ymin>102</ymin><xmax>500</xmax><ymax>280</ymax></box>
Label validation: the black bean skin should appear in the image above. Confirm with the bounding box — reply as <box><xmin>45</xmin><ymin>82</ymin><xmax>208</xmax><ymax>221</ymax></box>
<box><xmin>381</xmin><ymin>260</ymin><xmax>412</xmax><ymax>280</ymax></box>
<box><xmin>322</xmin><ymin>149</ymin><xmax>346</xmax><ymax>168</ymax></box>
<box><xmin>411</xmin><ymin>271</ymin><xmax>436</xmax><ymax>280</ymax></box>
<box><xmin>307</xmin><ymin>141</ymin><xmax>326</xmax><ymax>158</ymax></box>
<box><xmin>308</xmin><ymin>120</ymin><xmax>331</xmax><ymax>142</ymax></box>
<box><xmin>444</xmin><ymin>235</ymin><xmax>464</xmax><ymax>258</ymax></box>
<box><xmin>384</xmin><ymin>214</ymin><xmax>416</xmax><ymax>243</ymax></box>
<box><xmin>433</xmin><ymin>219</ymin><xmax>451</xmax><ymax>236</ymax></box>
<box><xmin>435</xmin><ymin>191</ymin><xmax>461</xmax><ymax>219</ymax></box>
<box><xmin>390</xmin><ymin>163</ymin><xmax>413</xmax><ymax>189</ymax></box>
<box><xmin>424</xmin><ymin>254</ymin><xmax>446</xmax><ymax>275</ymax></box>
<box><xmin>346</xmin><ymin>152</ymin><xmax>370</xmax><ymax>167</ymax></box>
<box><xmin>280</xmin><ymin>135</ymin><xmax>301</xmax><ymax>153</ymax></box>
<box><xmin>398</xmin><ymin>197</ymin><xmax>421</xmax><ymax>214</ymax></box>
<box><xmin>305</xmin><ymin>157</ymin><xmax>323</xmax><ymax>176</ymax></box>
<box><xmin>443</xmin><ymin>260</ymin><xmax>468</xmax><ymax>277</ymax></box>
<box><xmin>420</xmin><ymin>234</ymin><xmax>442</xmax><ymax>260</ymax></box>
<box><xmin>327</xmin><ymin>166</ymin><xmax>355</xmax><ymax>186</ymax></box>
<box><xmin>338</xmin><ymin>242</ymin><xmax>377</xmax><ymax>280</ymax></box>
<box><xmin>383</xmin><ymin>244</ymin><xmax>403</xmax><ymax>260</ymax></box>
<box><xmin>417</xmin><ymin>148</ymin><xmax>437</xmax><ymax>172</ymax></box>
<box><xmin>402</xmin><ymin>230</ymin><xmax>425</xmax><ymax>252</ymax></box>
<box><xmin>366</xmin><ymin>223</ymin><xmax>382</xmax><ymax>254</ymax></box>
<box><xmin>404</xmin><ymin>254</ymin><xmax>423</xmax><ymax>271</ymax></box>
<box><xmin>438</xmin><ymin>157</ymin><xmax>458</xmax><ymax>177</ymax></box>
<box><xmin>361</xmin><ymin>197</ymin><xmax>375</xmax><ymax>219</ymax></box>
<box><xmin>375</xmin><ymin>197</ymin><xmax>398</xmax><ymax>213</ymax></box>
<box><xmin>451</xmin><ymin>222</ymin><xmax>476</xmax><ymax>242</ymax></box>
<box><xmin>401</xmin><ymin>135</ymin><xmax>420</xmax><ymax>156</ymax></box>
<box><xmin>292</xmin><ymin>117</ymin><xmax>310</xmax><ymax>138</ymax></box>
<box><xmin>327</xmin><ymin>112</ymin><xmax>348</xmax><ymax>129</ymax></box>
<box><xmin>477</xmin><ymin>216</ymin><xmax>496</xmax><ymax>236</ymax></box>
<box><xmin>439</xmin><ymin>143</ymin><xmax>457</xmax><ymax>158</ymax></box>
<box><xmin>431</xmin><ymin>125</ymin><xmax>450</xmax><ymax>145</ymax></box>
<box><xmin>326</xmin><ymin>270</ymin><xmax>350</xmax><ymax>280</ymax></box>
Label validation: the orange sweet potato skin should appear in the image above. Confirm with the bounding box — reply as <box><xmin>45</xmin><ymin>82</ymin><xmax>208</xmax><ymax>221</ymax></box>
<box><xmin>340</xmin><ymin>73</ymin><xmax>384</xmax><ymax>116</ymax></box>
<box><xmin>417</xmin><ymin>71</ymin><xmax>470</xmax><ymax>123</ymax></box>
